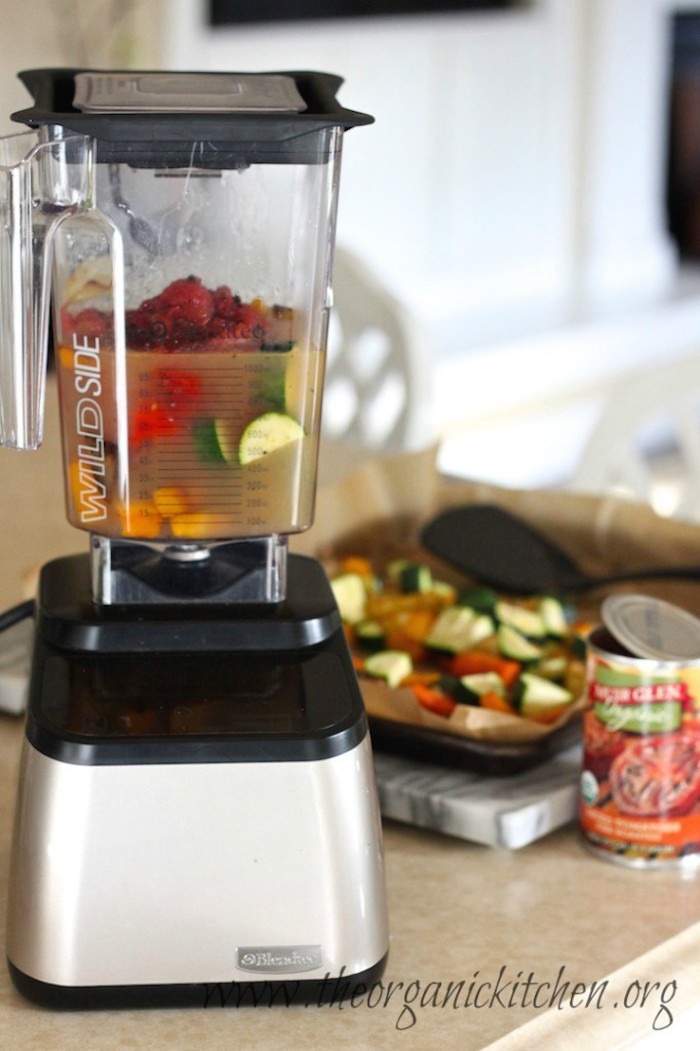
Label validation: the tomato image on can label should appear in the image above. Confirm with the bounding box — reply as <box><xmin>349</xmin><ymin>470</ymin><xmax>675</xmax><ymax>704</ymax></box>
<box><xmin>580</xmin><ymin>624</ymin><xmax>700</xmax><ymax>868</ymax></box>
<box><xmin>609</xmin><ymin>732</ymin><xmax>700</xmax><ymax>818</ymax></box>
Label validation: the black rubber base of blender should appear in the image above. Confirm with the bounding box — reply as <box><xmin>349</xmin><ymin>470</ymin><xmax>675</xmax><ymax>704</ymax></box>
<box><xmin>7</xmin><ymin>953</ymin><xmax>389</xmax><ymax>1011</ymax></box>
<box><xmin>36</xmin><ymin>551</ymin><xmax>341</xmax><ymax>653</ymax></box>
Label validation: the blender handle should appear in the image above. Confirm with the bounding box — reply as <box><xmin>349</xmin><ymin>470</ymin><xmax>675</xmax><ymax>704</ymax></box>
<box><xmin>0</xmin><ymin>129</ymin><xmax>92</xmax><ymax>450</ymax></box>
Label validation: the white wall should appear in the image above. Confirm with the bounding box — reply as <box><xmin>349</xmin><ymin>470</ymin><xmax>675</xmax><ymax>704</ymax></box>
<box><xmin>162</xmin><ymin>0</ymin><xmax>700</xmax><ymax>490</ymax></box>
<box><xmin>162</xmin><ymin>0</ymin><xmax>585</xmax><ymax>354</ymax></box>
<box><xmin>0</xmin><ymin>1</ymin><xmax>163</xmax><ymax>135</ymax></box>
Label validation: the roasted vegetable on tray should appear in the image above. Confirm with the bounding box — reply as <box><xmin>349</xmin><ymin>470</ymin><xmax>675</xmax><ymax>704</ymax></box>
<box><xmin>331</xmin><ymin>556</ymin><xmax>588</xmax><ymax>727</ymax></box>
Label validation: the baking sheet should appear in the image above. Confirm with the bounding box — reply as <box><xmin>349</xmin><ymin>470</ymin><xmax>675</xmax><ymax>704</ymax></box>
<box><xmin>369</xmin><ymin>712</ymin><xmax>581</xmax><ymax>776</ymax></box>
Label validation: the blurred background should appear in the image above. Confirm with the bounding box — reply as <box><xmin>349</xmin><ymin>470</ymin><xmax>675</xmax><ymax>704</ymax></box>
<box><xmin>4</xmin><ymin>0</ymin><xmax>700</xmax><ymax>507</ymax></box>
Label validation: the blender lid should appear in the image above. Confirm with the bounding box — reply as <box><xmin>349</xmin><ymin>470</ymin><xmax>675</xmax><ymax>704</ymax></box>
<box><xmin>72</xmin><ymin>72</ymin><xmax>308</xmax><ymax>114</ymax></box>
<box><xmin>12</xmin><ymin>68</ymin><xmax>373</xmax><ymax>166</ymax></box>
<box><xmin>12</xmin><ymin>67</ymin><xmax>373</xmax><ymax>136</ymax></box>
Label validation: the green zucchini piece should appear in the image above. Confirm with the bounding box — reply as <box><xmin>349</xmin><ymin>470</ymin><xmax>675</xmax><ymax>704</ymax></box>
<box><xmin>425</xmin><ymin>606</ymin><xmax>494</xmax><ymax>653</ymax></box>
<box><xmin>515</xmin><ymin>672</ymin><xmax>573</xmax><ymax>719</ymax></box>
<box><xmin>459</xmin><ymin>671</ymin><xmax>506</xmax><ymax>703</ymax></box>
<box><xmin>239</xmin><ymin>412</ymin><xmax>305</xmax><ymax>465</ymax></box>
<box><xmin>539</xmin><ymin>596</ymin><xmax>568</xmax><ymax>638</ymax></box>
<box><xmin>354</xmin><ymin>618</ymin><xmax>386</xmax><ymax>652</ymax></box>
<box><xmin>437</xmin><ymin>674</ymin><xmax>474</xmax><ymax>706</ymax></box>
<box><xmin>331</xmin><ymin>573</ymin><xmax>367</xmax><ymax>624</ymax></box>
<box><xmin>364</xmin><ymin>650</ymin><xmax>413</xmax><ymax>689</ymax></box>
<box><xmin>456</xmin><ymin>586</ymin><xmax>499</xmax><ymax>614</ymax></box>
<box><xmin>497</xmin><ymin>624</ymin><xmax>543</xmax><ymax>662</ymax></box>
<box><xmin>386</xmin><ymin>558</ymin><xmax>411</xmax><ymax>584</ymax></box>
<box><xmin>534</xmin><ymin>654</ymin><xmax>568</xmax><ymax>680</ymax></box>
<box><xmin>495</xmin><ymin>600</ymin><xmax>547</xmax><ymax>639</ymax></box>
<box><xmin>192</xmin><ymin>417</ymin><xmax>237</xmax><ymax>465</ymax></box>
<box><xmin>398</xmin><ymin>562</ymin><xmax>434</xmax><ymax>593</ymax></box>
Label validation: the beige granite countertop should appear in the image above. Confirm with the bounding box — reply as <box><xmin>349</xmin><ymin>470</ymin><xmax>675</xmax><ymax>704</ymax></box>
<box><xmin>1</xmin><ymin>380</ymin><xmax>699</xmax><ymax>1049</ymax></box>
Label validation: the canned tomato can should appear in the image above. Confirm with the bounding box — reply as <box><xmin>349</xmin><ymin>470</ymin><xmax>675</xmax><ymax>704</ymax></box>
<box><xmin>580</xmin><ymin>595</ymin><xmax>700</xmax><ymax>868</ymax></box>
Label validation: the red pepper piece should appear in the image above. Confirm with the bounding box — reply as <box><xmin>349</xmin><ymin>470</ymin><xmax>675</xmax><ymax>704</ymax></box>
<box><xmin>412</xmin><ymin>683</ymin><xmax>456</xmax><ymax>718</ymax></box>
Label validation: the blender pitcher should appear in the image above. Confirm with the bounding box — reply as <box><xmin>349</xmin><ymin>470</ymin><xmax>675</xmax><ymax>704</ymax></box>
<box><xmin>2</xmin><ymin>70</ymin><xmax>372</xmax><ymax>601</ymax></box>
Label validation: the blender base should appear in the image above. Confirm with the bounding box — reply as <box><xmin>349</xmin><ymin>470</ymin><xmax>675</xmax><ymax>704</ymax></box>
<box><xmin>6</xmin><ymin>553</ymin><xmax>389</xmax><ymax>1008</ymax></box>
<box><xmin>7</xmin><ymin>956</ymin><xmax>389</xmax><ymax>1012</ymax></box>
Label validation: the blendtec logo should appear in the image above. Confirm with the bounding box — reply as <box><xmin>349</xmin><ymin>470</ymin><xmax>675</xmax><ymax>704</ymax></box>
<box><xmin>237</xmin><ymin>945</ymin><xmax>322</xmax><ymax>974</ymax></box>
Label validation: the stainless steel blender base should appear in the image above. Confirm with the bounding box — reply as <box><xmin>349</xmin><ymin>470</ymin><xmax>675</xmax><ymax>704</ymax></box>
<box><xmin>7</xmin><ymin>734</ymin><xmax>388</xmax><ymax>1006</ymax></box>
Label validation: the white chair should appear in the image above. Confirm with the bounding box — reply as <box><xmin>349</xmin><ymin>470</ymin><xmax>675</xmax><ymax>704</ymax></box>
<box><xmin>570</xmin><ymin>354</ymin><xmax>700</xmax><ymax>519</ymax></box>
<box><xmin>322</xmin><ymin>247</ymin><xmax>432</xmax><ymax>454</ymax></box>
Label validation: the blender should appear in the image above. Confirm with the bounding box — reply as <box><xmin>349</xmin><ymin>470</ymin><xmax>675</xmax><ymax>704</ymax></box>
<box><xmin>1</xmin><ymin>69</ymin><xmax>388</xmax><ymax>1008</ymax></box>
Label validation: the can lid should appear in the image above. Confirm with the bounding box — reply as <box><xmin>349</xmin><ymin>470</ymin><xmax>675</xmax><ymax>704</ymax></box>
<box><xmin>602</xmin><ymin>594</ymin><xmax>700</xmax><ymax>661</ymax></box>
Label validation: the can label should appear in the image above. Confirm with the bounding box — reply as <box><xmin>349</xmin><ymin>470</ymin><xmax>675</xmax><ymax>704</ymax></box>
<box><xmin>580</xmin><ymin>629</ymin><xmax>700</xmax><ymax>865</ymax></box>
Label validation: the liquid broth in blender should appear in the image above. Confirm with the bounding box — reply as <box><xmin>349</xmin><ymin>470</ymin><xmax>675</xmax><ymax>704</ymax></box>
<box><xmin>56</xmin><ymin>277</ymin><xmax>322</xmax><ymax>541</ymax></box>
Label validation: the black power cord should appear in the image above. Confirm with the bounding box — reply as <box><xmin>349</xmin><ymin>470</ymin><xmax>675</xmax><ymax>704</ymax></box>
<box><xmin>0</xmin><ymin>599</ymin><xmax>35</xmax><ymax>633</ymax></box>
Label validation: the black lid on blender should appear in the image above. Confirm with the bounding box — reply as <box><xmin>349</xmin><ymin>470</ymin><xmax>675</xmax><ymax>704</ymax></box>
<box><xmin>12</xmin><ymin>69</ymin><xmax>373</xmax><ymax>167</ymax></box>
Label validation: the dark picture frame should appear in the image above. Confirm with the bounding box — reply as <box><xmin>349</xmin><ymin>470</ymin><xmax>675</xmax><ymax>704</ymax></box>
<box><xmin>209</xmin><ymin>1</ymin><xmax>517</xmax><ymax>26</ymax></box>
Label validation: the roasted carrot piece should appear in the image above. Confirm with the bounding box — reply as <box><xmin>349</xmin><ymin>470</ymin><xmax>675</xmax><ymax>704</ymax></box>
<box><xmin>399</xmin><ymin>670</ymin><xmax>442</xmax><ymax>687</ymax></box>
<box><xmin>384</xmin><ymin>633</ymin><xmax>427</xmax><ymax>661</ymax></box>
<box><xmin>479</xmin><ymin>691</ymin><xmax>517</xmax><ymax>715</ymax></box>
<box><xmin>340</xmin><ymin>555</ymin><xmax>374</xmax><ymax>578</ymax></box>
<box><xmin>448</xmin><ymin>650</ymin><xmax>522</xmax><ymax>689</ymax></box>
<box><xmin>412</xmin><ymin>683</ymin><xmax>456</xmax><ymax>718</ymax></box>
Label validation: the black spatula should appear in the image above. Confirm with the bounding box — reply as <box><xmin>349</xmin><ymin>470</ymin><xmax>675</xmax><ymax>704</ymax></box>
<box><xmin>420</xmin><ymin>505</ymin><xmax>700</xmax><ymax>594</ymax></box>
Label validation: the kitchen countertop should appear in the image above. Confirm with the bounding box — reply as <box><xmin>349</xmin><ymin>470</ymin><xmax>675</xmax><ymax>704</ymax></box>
<box><xmin>1</xmin><ymin>381</ymin><xmax>699</xmax><ymax>1049</ymax></box>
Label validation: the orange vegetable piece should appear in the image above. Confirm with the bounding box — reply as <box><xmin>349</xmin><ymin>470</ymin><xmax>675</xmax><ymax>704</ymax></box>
<box><xmin>169</xmin><ymin>512</ymin><xmax>218</xmax><ymax>539</ymax></box>
<box><xmin>399</xmin><ymin>670</ymin><xmax>442</xmax><ymax>687</ymax></box>
<box><xmin>526</xmin><ymin>704</ymin><xmax>571</xmax><ymax>725</ymax></box>
<box><xmin>366</xmin><ymin>591</ymin><xmax>447</xmax><ymax>620</ymax></box>
<box><xmin>402</xmin><ymin>608</ymin><xmax>438</xmax><ymax>638</ymax></box>
<box><xmin>119</xmin><ymin>500</ymin><xmax>163</xmax><ymax>539</ymax></box>
<box><xmin>340</xmin><ymin>555</ymin><xmax>374</xmax><ymax>578</ymax></box>
<box><xmin>448</xmin><ymin>650</ymin><xmax>521</xmax><ymax>689</ymax></box>
<box><xmin>384</xmin><ymin>632</ymin><xmax>427</xmax><ymax>662</ymax></box>
<box><xmin>153</xmin><ymin>486</ymin><xmax>189</xmax><ymax>518</ymax></box>
<box><xmin>412</xmin><ymin>683</ymin><xmax>456</xmax><ymax>718</ymax></box>
<box><xmin>385</xmin><ymin>607</ymin><xmax>437</xmax><ymax>661</ymax></box>
<box><xmin>344</xmin><ymin>623</ymin><xmax>357</xmax><ymax>646</ymax></box>
<box><xmin>479</xmin><ymin>691</ymin><xmax>517</xmax><ymax>715</ymax></box>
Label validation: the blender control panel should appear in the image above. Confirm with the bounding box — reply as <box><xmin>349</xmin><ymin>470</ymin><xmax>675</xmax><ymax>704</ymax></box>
<box><xmin>33</xmin><ymin>647</ymin><xmax>360</xmax><ymax>745</ymax></box>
